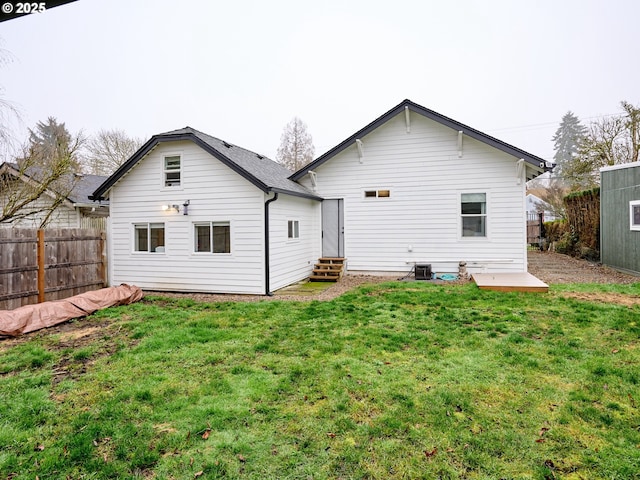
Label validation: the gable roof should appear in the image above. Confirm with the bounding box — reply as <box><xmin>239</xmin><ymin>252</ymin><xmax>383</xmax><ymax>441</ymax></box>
<box><xmin>90</xmin><ymin>127</ymin><xmax>321</xmax><ymax>201</ymax></box>
<box><xmin>0</xmin><ymin>162</ymin><xmax>109</xmax><ymax>207</ymax></box>
<box><xmin>290</xmin><ymin>99</ymin><xmax>552</xmax><ymax>181</ymax></box>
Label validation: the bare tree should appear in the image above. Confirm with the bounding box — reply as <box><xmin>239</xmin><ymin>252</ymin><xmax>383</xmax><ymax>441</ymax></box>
<box><xmin>535</xmin><ymin>178</ymin><xmax>569</xmax><ymax>220</ymax></box>
<box><xmin>0</xmin><ymin>42</ymin><xmax>21</xmax><ymax>162</ymax></box>
<box><xmin>276</xmin><ymin>117</ymin><xmax>315</xmax><ymax>171</ymax></box>
<box><xmin>0</xmin><ymin>119</ymin><xmax>84</xmax><ymax>228</ymax></box>
<box><xmin>83</xmin><ymin>128</ymin><xmax>143</xmax><ymax>175</ymax></box>
<box><xmin>572</xmin><ymin>101</ymin><xmax>640</xmax><ymax>188</ymax></box>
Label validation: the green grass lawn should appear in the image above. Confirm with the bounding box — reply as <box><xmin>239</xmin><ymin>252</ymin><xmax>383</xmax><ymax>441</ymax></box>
<box><xmin>1</xmin><ymin>282</ymin><xmax>639</xmax><ymax>479</ymax></box>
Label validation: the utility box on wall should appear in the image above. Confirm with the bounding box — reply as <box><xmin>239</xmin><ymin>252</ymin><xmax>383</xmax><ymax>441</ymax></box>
<box><xmin>415</xmin><ymin>264</ymin><xmax>432</xmax><ymax>280</ymax></box>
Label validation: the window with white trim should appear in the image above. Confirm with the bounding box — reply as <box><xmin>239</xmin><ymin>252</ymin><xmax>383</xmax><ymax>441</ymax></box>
<box><xmin>461</xmin><ymin>193</ymin><xmax>487</xmax><ymax>237</ymax></box>
<box><xmin>164</xmin><ymin>155</ymin><xmax>181</xmax><ymax>187</ymax></box>
<box><xmin>134</xmin><ymin>223</ymin><xmax>165</xmax><ymax>252</ymax></box>
<box><xmin>288</xmin><ymin>220</ymin><xmax>299</xmax><ymax>239</ymax></box>
<box><xmin>194</xmin><ymin>222</ymin><xmax>231</xmax><ymax>253</ymax></box>
<box><xmin>630</xmin><ymin>200</ymin><xmax>640</xmax><ymax>231</ymax></box>
<box><xmin>364</xmin><ymin>189</ymin><xmax>390</xmax><ymax>198</ymax></box>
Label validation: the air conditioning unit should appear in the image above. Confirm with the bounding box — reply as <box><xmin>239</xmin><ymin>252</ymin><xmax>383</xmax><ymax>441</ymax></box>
<box><xmin>415</xmin><ymin>264</ymin><xmax>432</xmax><ymax>280</ymax></box>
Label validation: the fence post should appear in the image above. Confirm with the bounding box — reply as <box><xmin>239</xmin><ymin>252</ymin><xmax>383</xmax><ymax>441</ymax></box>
<box><xmin>538</xmin><ymin>212</ymin><xmax>544</xmax><ymax>251</ymax></box>
<box><xmin>37</xmin><ymin>229</ymin><xmax>45</xmax><ymax>303</ymax></box>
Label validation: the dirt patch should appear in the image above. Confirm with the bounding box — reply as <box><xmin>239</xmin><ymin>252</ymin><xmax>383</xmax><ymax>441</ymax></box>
<box><xmin>559</xmin><ymin>292</ymin><xmax>640</xmax><ymax>307</ymax></box>
<box><xmin>528</xmin><ymin>251</ymin><xmax>639</xmax><ymax>285</ymax></box>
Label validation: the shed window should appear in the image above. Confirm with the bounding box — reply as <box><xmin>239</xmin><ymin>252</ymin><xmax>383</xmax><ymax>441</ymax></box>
<box><xmin>195</xmin><ymin>222</ymin><xmax>231</xmax><ymax>253</ymax></box>
<box><xmin>630</xmin><ymin>200</ymin><xmax>640</xmax><ymax>231</ymax></box>
<box><xmin>135</xmin><ymin>223</ymin><xmax>165</xmax><ymax>252</ymax></box>
<box><xmin>164</xmin><ymin>155</ymin><xmax>181</xmax><ymax>187</ymax></box>
<box><xmin>461</xmin><ymin>193</ymin><xmax>487</xmax><ymax>237</ymax></box>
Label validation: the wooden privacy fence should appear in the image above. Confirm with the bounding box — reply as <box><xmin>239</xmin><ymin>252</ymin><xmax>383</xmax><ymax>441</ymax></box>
<box><xmin>0</xmin><ymin>228</ymin><xmax>107</xmax><ymax>310</ymax></box>
<box><xmin>527</xmin><ymin>212</ymin><xmax>544</xmax><ymax>249</ymax></box>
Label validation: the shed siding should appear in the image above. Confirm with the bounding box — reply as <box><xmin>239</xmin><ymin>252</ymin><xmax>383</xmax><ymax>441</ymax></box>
<box><xmin>601</xmin><ymin>164</ymin><xmax>640</xmax><ymax>275</ymax></box>
<box><xmin>268</xmin><ymin>195</ymin><xmax>321</xmax><ymax>291</ymax></box>
<box><xmin>108</xmin><ymin>141</ymin><xmax>266</xmax><ymax>294</ymax></box>
<box><xmin>299</xmin><ymin>112</ymin><xmax>527</xmax><ymax>274</ymax></box>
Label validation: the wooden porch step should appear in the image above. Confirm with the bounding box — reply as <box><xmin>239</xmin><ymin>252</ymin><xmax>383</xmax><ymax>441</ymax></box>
<box><xmin>310</xmin><ymin>257</ymin><xmax>346</xmax><ymax>282</ymax></box>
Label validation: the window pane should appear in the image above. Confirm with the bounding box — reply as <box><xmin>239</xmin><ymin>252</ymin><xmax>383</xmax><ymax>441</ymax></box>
<box><xmin>462</xmin><ymin>216</ymin><xmax>486</xmax><ymax>237</ymax></box>
<box><xmin>288</xmin><ymin>220</ymin><xmax>294</xmax><ymax>238</ymax></box>
<box><xmin>634</xmin><ymin>205</ymin><xmax>640</xmax><ymax>226</ymax></box>
<box><xmin>213</xmin><ymin>223</ymin><xmax>230</xmax><ymax>253</ymax></box>
<box><xmin>165</xmin><ymin>171</ymin><xmax>181</xmax><ymax>187</ymax></box>
<box><xmin>377</xmin><ymin>190</ymin><xmax>390</xmax><ymax>197</ymax></box>
<box><xmin>461</xmin><ymin>193</ymin><xmax>486</xmax><ymax>214</ymax></box>
<box><xmin>294</xmin><ymin>221</ymin><xmax>299</xmax><ymax>238</ymax></box>
<box><xmin>364</xmin><ymin>191</ymin><xmax>376</xmax><ymax>198</ymax></box>
<box><xmin>150</xmin><ymin>223</ymin><xmax>165</xmax><ymax>252</ymax></box>
<box><xmin>195</xmin><ymin>224</ymin><xmax>211</xmax><ymax>252</ymax></box>
<box><xmin>164</xmin><ymin>156</ymin><xmax>181</xmax><ymax>169</ymax></box>
<box><xmin>135</xmin><ymin>224</ymin><xmax>148</xmax><ymax>252</ymax></box>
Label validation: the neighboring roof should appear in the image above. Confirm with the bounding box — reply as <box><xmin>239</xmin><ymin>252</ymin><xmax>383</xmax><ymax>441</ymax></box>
<box><xmin>90</xmin><ymin>128</ymin><xmax>322</xmax><ymax>201</ymax></box>
<box><xmin>70</xmin><ymin>174</ymin><xmax>110</xmax><ymax>205</ymax></box>
<box><xmin>0</xmin><ymin>162</ymin><xmax>109</xmax><ymax>207</ymax></box>
<box><xmin>291</xmin><ymin>99</ymin><xmax>552</xmax><ymax>181</ymax></box>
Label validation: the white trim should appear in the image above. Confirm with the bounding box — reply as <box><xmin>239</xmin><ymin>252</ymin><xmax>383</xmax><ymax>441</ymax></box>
<box><xmin>356</xmin><ymin>139</ymin><xmax>365</xmax><ymax>163</ymax></box>
<box><xmin>600</xmin><ymin>161</ymin><xmax>640</xmax><ymax>173</ymax></box>
<box><xmin>132</xmin><ymin>222</ymin><xmax>166</xmax><ymax>254</ymax></box>
<box><xmin>287</xmin><ymin>219</ymin><xmax>300</xmax><ymax>240</ymax></box>
<box><xmin>192</xmin><ymin>220</ymin><xmax>233</xmax><ymax>255</ymax></box>
<box><xmin>630</xmin><ymin>200</ymin><xmax>640</xmax><ymax>231</ymax></box>
<box><xmin>459</xmin><ymin>191</ymin><xmax>490</xmax><ymax>240</ymax></box>
<box><xmin>405</xmin><ymin>106</ymin><xmax>411</xmax><ymax>133</ymax></box>
<box><xmin>162</xmin><ymin>151</ymin><xmax>184</xmax><ymax>190</ymax></box>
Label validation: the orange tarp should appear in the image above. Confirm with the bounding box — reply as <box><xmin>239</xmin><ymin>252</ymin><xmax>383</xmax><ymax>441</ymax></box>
<box><xmin>0</xmin><ymin>284</ymin><xmax>143</xmax><ymax>337</ymax></box>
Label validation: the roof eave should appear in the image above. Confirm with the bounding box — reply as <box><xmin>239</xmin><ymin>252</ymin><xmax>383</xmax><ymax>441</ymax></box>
<box><xmin>90</xmin><ymin>132</ymin><xmax>273</xmax><ymax>200</ymax></box>
<box><xmin>290</xmin><ymin>99</ymin><xmax>548</xmax><ymax>181</ymax></box>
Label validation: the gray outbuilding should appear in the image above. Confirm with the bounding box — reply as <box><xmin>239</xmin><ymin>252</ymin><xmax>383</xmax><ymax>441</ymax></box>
<box><xmin>600</xmin><ymin>162</ymin><xmax>640</xmax><ymax>275</ymax></box>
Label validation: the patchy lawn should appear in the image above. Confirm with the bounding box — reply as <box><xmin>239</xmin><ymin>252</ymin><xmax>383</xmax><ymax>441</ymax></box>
<box><xmin>1</xmin><ymin>282</ymin><xmax>639</xmax><ymax>479</ymax></box>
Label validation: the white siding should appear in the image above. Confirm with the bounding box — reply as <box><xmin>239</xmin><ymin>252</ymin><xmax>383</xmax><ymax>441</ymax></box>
<box><xmin>0</xmin><ymin>181</ymin><xmax>80</xmax><ymax>228</ymax></box>
<box><xmin>108</xmin><ymin>141</ymin><xmax>266</xmax><ymax>294</ymax></box>
<box><xmin>299</xmin><ymin>112</ymin><xmax>527</xmax><ymax>275</ymax></box>
<box><xmin>268</xmin><ymin>194</ymin><xmax>320</xmax><ymax>291</ymax></box>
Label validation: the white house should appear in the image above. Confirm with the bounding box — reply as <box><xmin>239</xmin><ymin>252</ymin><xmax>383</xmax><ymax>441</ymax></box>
<box><xmin>526</xmin><ymin>193</ymin><xmax>558</xmax><ymax>221</ymax></box>
<box><xmin>91</xmin><ymin>99</ymin><xmax>550</xmax><ymax>294</ymax></box>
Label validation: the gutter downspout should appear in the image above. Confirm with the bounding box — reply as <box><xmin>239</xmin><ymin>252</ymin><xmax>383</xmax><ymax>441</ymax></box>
<box><xmin>264</xmin><ymin>192</ymin><xmax>279</xmax><ymax>296</ymax></box>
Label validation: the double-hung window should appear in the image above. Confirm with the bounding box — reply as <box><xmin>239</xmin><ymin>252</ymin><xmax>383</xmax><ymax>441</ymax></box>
<box><xmin>288</xmin><ymin>220</ymin><xmax>300</xmax><ymax>239</ymax></box>
<box><xmin>164</xmin><ymin>155</ymin><xmax>181</xmax><ymax>187</ymax></box>
<box><xmin>134</xmin><ymin>223</ymin><xmax>165</xmax><ymax>252</ymax></box>
<box><xmin>461</xmin><ymin>193</ymin><xmax>487</xmax><ymax>237</ymax></box>
<box><xmin>630</xmin><ymin>200</ymin><xmax>640</xmax><ymax>231</ymax></box>
<box><xmin>195</xmin><ymin>222</ymin><xmax>231</xmax><ymax>253</ymax></box>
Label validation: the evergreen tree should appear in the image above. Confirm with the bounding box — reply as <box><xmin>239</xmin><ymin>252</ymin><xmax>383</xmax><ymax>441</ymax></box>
<box><xmin>276</xmin><ymin>117</ymin><xmax>315</xmax><ymax>172</ymax></box>
<box><xmin>551</xmin><ymin>111</ymin><xmax>586</xmax><ymax>181</ymax></box>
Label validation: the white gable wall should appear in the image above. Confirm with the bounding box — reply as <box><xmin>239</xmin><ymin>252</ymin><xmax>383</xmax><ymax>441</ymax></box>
<box><xmin>300</xmin><ymin>112</ymin><xmax>527</xmax><ymax>275</ymax></box>
<box><xmin>108</xmin><ymin>141</ymin><xmax>266</xmax><ymax>294</ymax></box>
<box><xmin>268</xmin><ymin>194</ymin><xmax>321</xmax><ymax>291</ymax></box>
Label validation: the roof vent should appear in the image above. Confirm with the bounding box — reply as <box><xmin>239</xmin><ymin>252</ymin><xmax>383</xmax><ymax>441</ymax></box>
<box><xmin>256</xmin><ymin>154</ymin><xmax>264</xmax><ymax>159</ymax></box>
<box><xmin>222</xmin><ymin>141</ymin><xmax>233</xmax><ymax>148</ymax></box>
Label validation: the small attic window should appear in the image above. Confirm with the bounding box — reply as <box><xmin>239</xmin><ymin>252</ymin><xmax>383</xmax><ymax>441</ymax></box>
<box><xmin>164</xmin><ymin>155</ymin><xmax>181</xmax><ymax>187</ymax></box>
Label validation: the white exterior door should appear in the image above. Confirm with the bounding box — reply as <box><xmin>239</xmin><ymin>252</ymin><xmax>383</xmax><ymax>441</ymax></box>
<box><xmin>322</xmin><ymin>199</ymin><xmax>344</xmax><ymax>257</ymax></box>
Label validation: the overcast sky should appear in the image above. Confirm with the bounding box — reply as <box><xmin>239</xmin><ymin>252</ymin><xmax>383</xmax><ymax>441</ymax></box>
<box><xmin>1</xmin><ymin>0</ymin><xmax>639</xmax><ymax>163</ymax></box>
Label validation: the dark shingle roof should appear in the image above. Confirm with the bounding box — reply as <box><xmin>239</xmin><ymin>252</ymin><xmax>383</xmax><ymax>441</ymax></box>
<box><xmin>91</xmin><ymin>128</ymin><xmax>321</xmax><ymax>201</ymax></box>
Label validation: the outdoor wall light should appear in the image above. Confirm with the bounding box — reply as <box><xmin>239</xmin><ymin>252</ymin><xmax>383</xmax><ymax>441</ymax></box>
<box><xmin>162</xmin><ymin>200</ymin><xmax>190</xmax><ymax>215</ymax></box>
